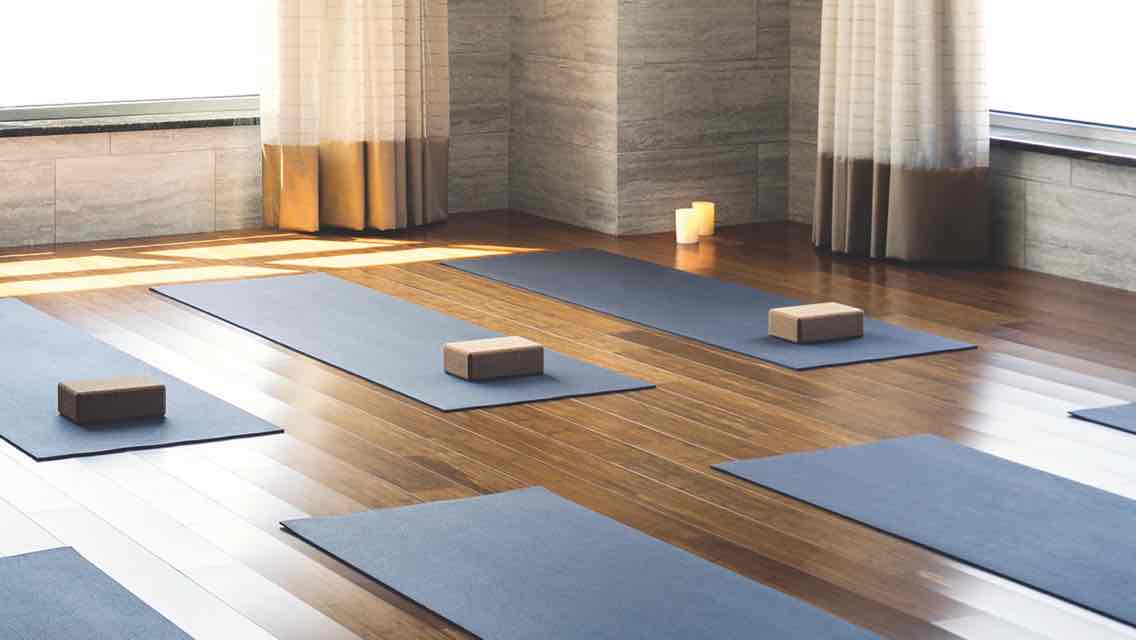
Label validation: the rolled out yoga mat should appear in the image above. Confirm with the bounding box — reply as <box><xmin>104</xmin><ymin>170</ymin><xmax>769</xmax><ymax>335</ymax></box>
<box><xmin>153</xmin><ymin>273</ymin><xmax>651</xmax><ymax>412</ymax></box>
<box><xmin>442</xmin><ymin>249</ymin><xmax>974</xmax><ymax>370</ymax></box>
<box><xmin>714</xmin><ymin>435</ymin><xmax>1136</xmax><ymax>627</ymax></box>
<box><xmin>283</xmin><ymin>486</ymin><xmax>879</xmax><ymax>640</ymax></box>
<box><xmin>0</xmin><ymin>547</ymin><xmax>189</xmax><ymax>639</ymax></box>
<box><xmin>1070</xmin><ymin>403</ymin><xmax>1136</xmax><ymax>435</ymax></box>
<box><xmin>0</xmin><ymin>298</ymin><xmax>281</xmax><ymax>461</ymax></box>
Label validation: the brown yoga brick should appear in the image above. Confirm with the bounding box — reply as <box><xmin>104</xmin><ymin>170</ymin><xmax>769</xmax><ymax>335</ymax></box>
<box><xmin>768</xmin><ymin>302</ymin><xmax>864</xmax><ymax>344</ymax></box>
<box><xmin>443</xmin><ymin>336</ymin><xmax>544</xmax><ymax>381</ymax></box>
<box><xmin>58</xmin><ymin>376</ymin><xmax>166</xmax><ymax>426</ymax></box>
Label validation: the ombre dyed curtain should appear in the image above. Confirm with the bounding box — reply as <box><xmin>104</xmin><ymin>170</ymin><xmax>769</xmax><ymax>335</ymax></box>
<box><xmin>814</xmin><ymin>0</ymin><xmax>990</xmax><ymax>262</ymax></box>
<box><xmin>259</xmin><ymin>0</ymin><xmax>449</xmax><ymax>232</ymax></box>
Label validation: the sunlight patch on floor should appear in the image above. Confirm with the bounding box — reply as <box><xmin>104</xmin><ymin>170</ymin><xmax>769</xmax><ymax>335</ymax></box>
<box><xmin>268</xmin><ymin>246</ymin><xmax>511</xmax><ymax>269</ymax></box>
<box><xmin>0</xmin><ymin>250</ymin><xmax>56</xmax><ymax>259</ymax></box>
<box><xmin>0</xmin><ymin>265</ymin><xmax>296</xmax><ymax>297</ymax></box>
<box><xmin>446</xmin><ymin>243</ymin><xmax>545</xmax><ymax>253</ymax></box>
<box><xmin>91</xmin><ymin>232</ymin><xmax>293</xmax><ymax>252</ymax></box>
<box><xmin>348</xmin><ymin>236</ymin><xmax>424</xmax><ymax>245</ymax></box>
<box><xmin>0</xmin><ymin>255</ymin><xmax>174</xmax><ymax>278</ymax></box>
<box><xmin>144</xmin><ymin>238</ymin><xmax>419</xmax><ymax>260</ymax></box>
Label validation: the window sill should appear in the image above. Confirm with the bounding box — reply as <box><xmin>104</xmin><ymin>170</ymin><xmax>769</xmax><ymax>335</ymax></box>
<box><xmin>991</xmin><ymin>126</ymin><xmax>1136</xmax><ymax>168</ymax></box>
<box><xmin>0</xmin><ymin>110</ymin><xmax>259</xmax><ymax>138</ymax></box>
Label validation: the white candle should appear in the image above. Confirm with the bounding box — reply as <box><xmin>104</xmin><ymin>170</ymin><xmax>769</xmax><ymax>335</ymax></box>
<box><xmin>675</xmin><ymin>208</ymin><xmax>700</xmax><ymax>244</ymax></box>
<box><xmin>692</xmin><ymin>201</ymin><xmax>715</xmax><ymax>236</ymax></box>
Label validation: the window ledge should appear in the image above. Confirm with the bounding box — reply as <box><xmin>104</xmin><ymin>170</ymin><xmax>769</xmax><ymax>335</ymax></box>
<box><xmin>992</xmin><ymin>125</ymin><xmax>1136</xmax><ymax>168</ymax></box>
<box><xmin>0</xmin><ymin>110</ymin><xmax>259</xmax><ymax>138</ymax></box>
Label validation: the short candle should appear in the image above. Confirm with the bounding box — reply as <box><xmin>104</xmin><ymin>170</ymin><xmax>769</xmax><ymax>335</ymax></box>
<box><xmin>692</xmin><ymin>201</ymin><xmax>715</xmax><ymax>236</ymax></box>
<box><xmin>675</xmin><ymin>208</ymin><xmax>700</xmax><ymax>245</ymax></box>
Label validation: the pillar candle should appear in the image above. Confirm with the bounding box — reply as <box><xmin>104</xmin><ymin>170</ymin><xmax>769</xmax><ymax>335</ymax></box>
<box><xmin>675</xmin><ymin>208</ymin><xmax>700</xmax><ymax>244</ymax></box>
<box><xmin>692</xmin><ymin>201</ymin><xmax>715</xmax><ymax>236</ymax></box>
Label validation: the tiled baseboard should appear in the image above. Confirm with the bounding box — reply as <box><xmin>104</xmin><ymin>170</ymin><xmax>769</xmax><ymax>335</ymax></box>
<box><xmin>990</xmin><ymin>146</ymin><xmax>1136</xmax><ymax>292</ymax></box>
<box><xmin>0</xmin><ymin>126</ymin><xmax>263</xmax><ymax>249</ymax></box>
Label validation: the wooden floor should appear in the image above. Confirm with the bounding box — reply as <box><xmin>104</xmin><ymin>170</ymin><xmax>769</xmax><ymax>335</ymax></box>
<box><xmin>2</xmin><ymin>212</ymin><xmax>1135</xmax><ymax>639</ymax></box>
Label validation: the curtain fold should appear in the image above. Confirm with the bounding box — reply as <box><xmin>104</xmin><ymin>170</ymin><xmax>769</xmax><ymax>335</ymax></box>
<box><xmin>814</xmin><ymin>0</ymin><xmax>990</xmax><ymax>262</ymax></box>
<box><xmin>260</xmin><ymin>0</ymin><xmax>449</xmax><ymax>233</ymax></box>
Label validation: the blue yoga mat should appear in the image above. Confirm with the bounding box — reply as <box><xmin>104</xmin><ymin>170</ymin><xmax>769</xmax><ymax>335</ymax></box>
<box><xmin>715</xmin><ymin>435</ymin><xmax>1136</xmax><ymax>627</ymax></box>
<box><xmin>442</xmin><ymin>249</ymin><xmax>974</xmax><ymax>370</ymax></box>
<box><xmin>283</xmin><ymin>487</ymin><xmax>878</xmax><ymax>639</ymax></box>
<box><xmin>1070</xmin><ymin>403</ymin><xmax>1136</xmax><ymax>435</ymax></box>
<box><xmin>0</xmin><ymin>299</ymin><xmax>281</xmax><ymax>461</ymax></box>
<box><xmin>153</xmin><ymin>273</ymin><xmax>651</xmax><ymax>412</ymax></box>
<box><xmin>0</xmin><ymin>547</ymin><xmax>189</xmax><ymax>639</ymax></box>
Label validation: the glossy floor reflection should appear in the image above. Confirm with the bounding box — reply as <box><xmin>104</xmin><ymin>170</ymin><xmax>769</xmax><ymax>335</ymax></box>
<box><xmin>0</xmin><ymin>212</ymin><xmax>1134</xmax><ymax>640</ymax></box>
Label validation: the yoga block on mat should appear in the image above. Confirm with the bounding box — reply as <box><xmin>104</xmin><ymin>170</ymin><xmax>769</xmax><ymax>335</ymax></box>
<box><xmin>769</xmin><ymin>303</ymin><xmax>864</xmax><ymax>343</ymax></box>
<box><xmin>58</xmin><ymin>376</ymin><xmax>166</xmax><ymax>425</ymax></box>
<box><xmin>444</xmin><ymin>337</ymin><xmax>544</xmax><ymax>381</ymax></box>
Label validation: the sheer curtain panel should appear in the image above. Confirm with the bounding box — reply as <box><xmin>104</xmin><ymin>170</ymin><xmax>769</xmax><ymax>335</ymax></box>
<box><xmin>814</xmin><ymin>0</ymin><xmax>990</xmax><ymax>262</ymax></box>
<box><xmin>260</xmin><ymin>0</ymin><xmax>450</xmax><ymax>232</ymax></box>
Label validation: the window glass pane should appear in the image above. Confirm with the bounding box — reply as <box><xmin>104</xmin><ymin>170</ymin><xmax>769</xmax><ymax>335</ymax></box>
<box><xmin>0</xmin><ymin>1</ymin><xmax>258</xmax><ymax>108</ymax></box>
<box><xmin>987</xmin><ymin>1</ymin><xmax>1136</xmax><ymax>129</ymax></box>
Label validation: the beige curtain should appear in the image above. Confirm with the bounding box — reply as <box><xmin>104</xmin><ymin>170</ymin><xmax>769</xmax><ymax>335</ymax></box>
<box><xmin>259</xmin><ymin>0</ymin><xmax>449</xmax><ymax>233</ymax></box>
<box><xmin>814</xmin><ymin>0</ymin><xmax>990</xmax><ymax>262</ymax></box>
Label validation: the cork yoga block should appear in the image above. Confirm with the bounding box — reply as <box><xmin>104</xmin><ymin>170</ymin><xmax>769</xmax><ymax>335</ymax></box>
<box><xmin>444</xmin><ymin>337</ymin><xmax>544</xmax><ymax>381</ymax></box>
<box><xmin>58</xmin><ymin>376</ymin><xmax>166</xmax><ymax>426</ymax></box>
<box><xmin>768</xmin><ymin>303</ymin><xmax>864</xmax><ymax>344</ymax></box>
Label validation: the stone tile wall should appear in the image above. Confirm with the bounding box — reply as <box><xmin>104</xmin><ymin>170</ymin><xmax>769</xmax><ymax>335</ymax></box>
<box><xmin>615</xmin><ymin>0</ymin><xmax>790</xmax><ymax>234</ymax></box>
<box><xmin>508</xmin><ymin>0</ymin><xmax>791</xmax><ymax>234</ymax></box>
<box><xmin>508</xmin><ymin>0</ymin><xmax>620</xmax><ymax>233</ymax></box>
<box><xmin>787</xmin><ymin>0</ymin><xmax>820</xmax><ymax>225</ymax></box>
<box><xmin>449</xmin><ymin>0</ymin><xmax>511</xmax><ymax>213</ymax></box>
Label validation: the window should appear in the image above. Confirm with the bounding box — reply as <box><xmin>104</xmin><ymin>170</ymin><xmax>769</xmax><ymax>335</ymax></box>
<box><xmin>986</xmin><ymin>1</ymin><xmax>1136</xmax><ymax>130</ymax></box>
<box><xmin>0</xmin><ymin>2</ymin><xmax>259</xmax><ymax>118</ymax></box>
